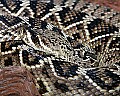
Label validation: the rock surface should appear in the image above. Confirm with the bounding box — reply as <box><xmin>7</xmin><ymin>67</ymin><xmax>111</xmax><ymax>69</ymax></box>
<box><xmin>86</xmin><ymin>0</ymin><xmax>120</xmax><ymax>11</ymax></box>
<box><xmin>0</xmin><ymin>66</ymin><xmax>40</xmax><ymax>96</ymax></box>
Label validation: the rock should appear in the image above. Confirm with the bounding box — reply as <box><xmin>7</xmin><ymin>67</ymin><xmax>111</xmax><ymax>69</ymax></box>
<box><xmin>0</xmin><ymin>66</ymin><xmax>40</xmax><ymax>96</ymax></box>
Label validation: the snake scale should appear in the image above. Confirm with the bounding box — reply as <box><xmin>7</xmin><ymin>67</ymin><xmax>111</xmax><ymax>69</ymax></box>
<box><xmin>0</xmin><ymin>0</ymin><xmax>120</xmax><ymax>96</ymax></box>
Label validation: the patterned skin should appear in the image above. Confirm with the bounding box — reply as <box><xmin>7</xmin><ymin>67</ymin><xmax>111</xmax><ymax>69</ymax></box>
<box><xmin>0</xmin><ymin>0</ymin><xmax>120</xmax><ymax>96</ymax></box>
